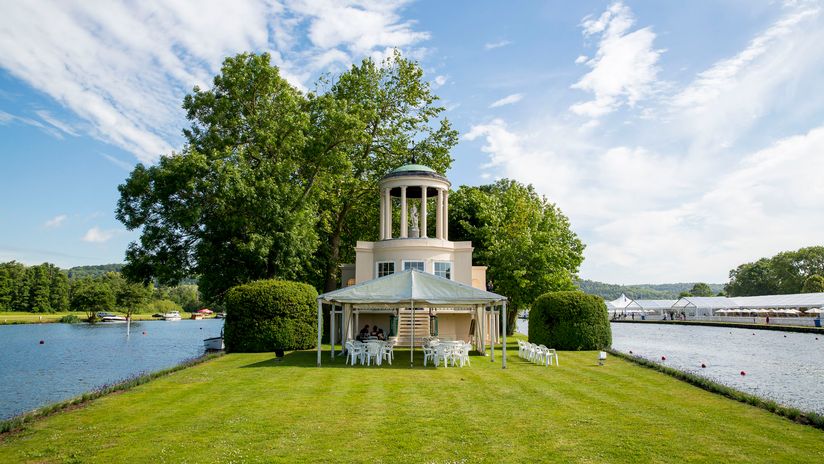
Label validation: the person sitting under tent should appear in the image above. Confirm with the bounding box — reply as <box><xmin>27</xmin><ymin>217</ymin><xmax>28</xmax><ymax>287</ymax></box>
<box><xmin>357</xmin><ymin>325</ymin><xmax>371</xmax><ymax>341</ymax></box>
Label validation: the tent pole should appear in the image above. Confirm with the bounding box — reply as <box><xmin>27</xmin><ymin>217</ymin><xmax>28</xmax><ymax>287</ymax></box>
<box><xmin>330</xmin><ymin>303</ymin><xmax>336</xmax><ymax>360</ymax></box>
<box><xmin>502</xmin><ymin>301</ymin><xmax>507</xmax><ymax>369</ymax></box>
<box><xmin>410</xmin><ymin>300</ymin><xmax>414</xmax><ymax>367</ymax></box>
<box><xmin>480</xmin><ymin>305</ymin><xmax>485</xmax><ymax>355</ymax></box>
<box><xmin>490</xmin><ymin>306</ymin><xmax>495</xmax><ymax>363</ymax></box>
<box><xmin>316</xmin><ymin>299</ymin><xmax>323</xmax><ymax>367</ymax></box>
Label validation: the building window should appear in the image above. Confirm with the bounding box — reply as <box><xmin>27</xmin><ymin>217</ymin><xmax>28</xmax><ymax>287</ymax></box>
<box><xmin>403</xmin><ymin>260</ymin><xmax>425</xmax><ymax>272</ymax></box>
<box><xmin>434</xmin><ymin>261</ymin><xmax>452</xmax><ymax>280</ymax></box>
<box><xmin>377</xmin><ymin>261</ymin><xmax>395</xmax><ymax>278</ymax></box>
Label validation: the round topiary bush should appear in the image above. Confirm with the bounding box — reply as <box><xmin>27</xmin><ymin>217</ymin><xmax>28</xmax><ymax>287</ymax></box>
<box><xmin>224</xmin><ymin>279</ymin><xmax>318</xmax><ymax>353</ymax></box>
<box><xmin>528</xmin><ymin>291</ymin><xmax>611</xmax><ymax>350</ymax></box>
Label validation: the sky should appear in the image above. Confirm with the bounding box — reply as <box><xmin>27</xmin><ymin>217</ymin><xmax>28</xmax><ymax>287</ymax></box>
<box><xmin>1</xmin><ymin>0</ymin><xmax>823</xmax><ymax>285</ymax></box>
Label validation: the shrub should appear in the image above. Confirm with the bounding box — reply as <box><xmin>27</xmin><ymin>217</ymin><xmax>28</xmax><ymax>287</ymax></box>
<box><xmin>528</xmin><ymin>291</ymin><xmax>611</xmax><ymax>350</ymax></box>
<box><xmin>224</xmin><ymin>279</ymin><xmax>318</xmax><ymax>353</ymax></box>
<box><xmin>58</xmin><ymin>314</ymin><xmax>82</xmax><ymax>324</ymax></box>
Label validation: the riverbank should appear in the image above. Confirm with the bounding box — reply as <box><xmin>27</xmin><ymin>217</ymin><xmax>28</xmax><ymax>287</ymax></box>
<box><xmin>612</xmin><ymin>318</ymin><xmax>824</xmax><ymax>334</ymax></box>
<box><xmin>1</xmin><ymin>342</ymin><xmax>822</xmax><ymax>462</ymax></box>
<box><xmin>0</xmin><ymin>311</ymin><xmax>214</xmax><ymax>325</ymax></box>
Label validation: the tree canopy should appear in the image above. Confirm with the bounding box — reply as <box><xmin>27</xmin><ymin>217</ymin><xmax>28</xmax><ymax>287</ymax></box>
<box><xmin>725</xmin><ymin>246</ymin><xmax>824</xmax><ymax>296</ymax></box>
<box><xmin>449</xmin><ymin>179</ymin><xmax>585</xmax><ymax>333</ymax></box>
<box><xmin>689</xmin><ymin>282</ymin><xmax>714</xmax><ymax>297</ymax></box>
<box><xmin>117</xmin><ymin>51</ymin><xmax>455</xmax><ymax>300</ymax></box>
<box><xmin>801</xmin><ymin>275</ymin><xmax>824</xmax><ymax>293</ymax></box>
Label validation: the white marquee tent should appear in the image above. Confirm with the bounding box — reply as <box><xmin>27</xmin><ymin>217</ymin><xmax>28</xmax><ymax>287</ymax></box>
<box><xmin>316</xmin><ymin>270</ymin><xmax>508</xmax><ymax>368</ymax></box>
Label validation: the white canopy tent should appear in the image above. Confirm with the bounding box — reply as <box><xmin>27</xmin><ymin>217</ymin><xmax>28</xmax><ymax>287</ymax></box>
<box><xmin>316</xmin><ymin>270</ymin><xmax>508</xmax><ymax>368</ymax></box>
<box><xmin>606</xmin><ymin>293</ymin><xmax>633</xmax><ymax>311</ymax></box>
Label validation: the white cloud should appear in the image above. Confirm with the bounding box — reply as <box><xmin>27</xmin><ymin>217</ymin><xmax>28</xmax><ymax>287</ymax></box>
<box><xmin>433</xmin><ymin>75</ymin><xmax>447</xmax><ymax>88</ymax></box>
<box><xmin>489</xmin><ymin>93</ymin><xmax>524</xmax><ymax>108</ymax></box>
<box><xmin>570</xmin><ymin>1</ymin><xmax>663</xmax><ymax>118</ymax></box>
<box><xmin>0</xmin><ymin>0</ymin><xmax>430</xmax><ymax>163</ymax></box>
<box><xmin>82</xmin><ymin>226</ymin><xmax>116</xmax><ymax>243</ymax></box>
<box><xmin>574</xmin><ymin>55</ymin><xmax>588</xmax><ymax>64</ymax></box>
<box><xmin>666</xmin><ymin>3</ymin><xmax>822</xmax><ymax>152</ymax></box>
<box><xmin>484</xmin><ymin>40</ymin><xmax>512</xmax><ymax>50</ymax></box>
<box><xmin>44</xmin><ymin>214</ymin><xmax>67</xmax><ymax>228</ymax></box>
<box><xmin>34</xmin><ymin>110</ymin><xmax>78</xmax><ymax>136</ymax></box>
<box><xmin>100</xmin><ymin>153</ymin><xmax>135</xmax><ymax>171</ymax></box>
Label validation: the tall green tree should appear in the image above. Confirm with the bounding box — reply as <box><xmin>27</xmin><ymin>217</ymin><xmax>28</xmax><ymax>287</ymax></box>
<box><xmin>450</xmin><ymin>179</ymin><xmax>585</xmax><ymax>333</ymax></box>
<box><xmin>726</xmin><ymin>246</ymin><xmax>824</xmax><ymax>296</ymax></box>
<box><xmin>689</xmin><ymin>282</ymin><xmax>714</xmax><ymax>297</ymax></box>
<box><xmin>117</xmin><ymin>53</ymin><xmax>325</xmax><ymax>301</ymax></box>
<box><xmin>313</xmin><ymin>50</ymin><xmax>457</xmax><ymax>291</ymax></box>
<box><xmin>48</xmin><ymin>266</ymin><xmax>70</xmax><ymax>312</ymax></box>
<box><xmin>28</xmin><ymin>264</ymin><xmax>52</xmax><ymax>312</ymax></box>
<box><xmin>70</xmin><ymin>278</ymin><xmax>115</xmax><ymax>321</ymax></box>
<box><xmin>117</xmin><ymin>50</ymin><xmax>456</xmax><ymax>300</ymax></box>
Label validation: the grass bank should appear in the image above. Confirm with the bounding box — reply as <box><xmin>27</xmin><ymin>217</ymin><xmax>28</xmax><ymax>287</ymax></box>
<box><xmin>0</xmin><ymin>311</ymin><xmax>210</xmax><ymax>325</ymax></box>
<box><xmin>612</xmin><ymin>318</ymin><xmax>824</xmax><ymax>334</ymax></box>
<box><xmin>1</xmin><ymin>344</ymin><xmax>822</xmax><ymax>463</ymax></box>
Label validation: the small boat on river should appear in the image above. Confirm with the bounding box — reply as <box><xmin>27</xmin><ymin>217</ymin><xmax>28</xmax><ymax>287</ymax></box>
<box><xmin>97</xmin><ymin>312</ymin><xmax>127</xmax><ymax>323</ymax></box>
<box><xmin>162</xmin><ymin>311</ymin><xmax>182</xmax><ymax>321</ymax></box>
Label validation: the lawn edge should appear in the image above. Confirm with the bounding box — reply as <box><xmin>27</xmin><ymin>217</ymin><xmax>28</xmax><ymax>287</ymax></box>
<box><xmin>607</xmin><ymin>348</ymin><xmax>824</xmax><ymax>430</ymax></box>
<box><xmin>0</xmin><ymin>352</ymin><xmax>224</xmax><ymax>437</ymax></box>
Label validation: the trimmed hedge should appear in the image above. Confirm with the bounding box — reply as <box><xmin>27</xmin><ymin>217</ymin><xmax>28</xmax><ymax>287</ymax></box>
<box><xmin>528</xmin><ymin>291</ymin><xmax>611</xmax><ymax>350</ymax></box>
<box><xmin>224</xmin><ymin>279</ymin><xmax>318</xmax><ymax>353</ymax></box>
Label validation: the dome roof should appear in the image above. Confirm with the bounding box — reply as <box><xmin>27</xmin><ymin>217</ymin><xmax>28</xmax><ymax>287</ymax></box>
<box><xmin>389</xmin><ymin>164</ymin><xmax>436</xmax><ymax>174</ymax></box>
<box><xmin>382</xmin><ymin>163</ymin><xmax>446</xmax><ymax>181</ymax></box>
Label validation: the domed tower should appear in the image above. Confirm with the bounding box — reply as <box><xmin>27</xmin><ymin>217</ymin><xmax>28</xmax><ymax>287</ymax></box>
<box><xmin>340</xmin><ymin>164</ymin><xmax>487</xmax><ymax>290</ymax></box>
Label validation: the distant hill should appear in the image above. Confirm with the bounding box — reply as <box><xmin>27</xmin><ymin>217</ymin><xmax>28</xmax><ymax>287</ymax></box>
<box><xmin>66</xmin><ymin>263</ymin><xmax>125</xmax><ymax>280</ymax></box>
<box><xmin>66</xmin><ymin>263</ymin><xmax>198</xmax><ymax>285</ymax></box>
<box><xmin>576</xmin><ymin>279</ymin><xmax>725</xmax><ymax>300</ymax></box>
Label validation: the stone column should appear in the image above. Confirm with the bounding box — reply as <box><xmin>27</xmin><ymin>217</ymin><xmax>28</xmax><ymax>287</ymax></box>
<box><xmin>384</xmin><ymin>188</ymin><xmax>392</xmax><ymax>239</ymax></box>
<box><xmin>379</xmin><ymin>188</ymin><xmax>385</xmax><ymax>240</ymax></box>
<box><xmin>420</xmin><ymin>185</ymin><xmax>428</xmax><ymax>238</ymax></box>
<box><xmin>436</xmin><ymin>188</ymin><xmax>444</xmax><ymax>239</ymax></box>
<box><xmin>400</xmin><ymin>186</ymin><xmax>408</xmax><ymax>238</ymax></box>
<box><xmin>443</xmin><ymin>190</ymin><xmax>449</xmax><ymax>240</ymax></box>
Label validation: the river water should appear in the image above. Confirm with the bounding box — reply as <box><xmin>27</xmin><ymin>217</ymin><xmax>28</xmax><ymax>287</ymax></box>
<box><xmin>516</xmin><ymin>319</ymin><xmax>824</xmax><ymax>414</ymax></box>
<box><xmin>0</xmin><ymin>319</ymin><xmax>223</xmax><ymax>419</ymax></box>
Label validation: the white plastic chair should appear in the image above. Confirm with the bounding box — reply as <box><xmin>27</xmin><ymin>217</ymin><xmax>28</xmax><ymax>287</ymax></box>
<box><xmin>456</xmin><ymin>343</ymin><xmax>472</xmax><ymax>367</ymax></box>
<box><xmin>381</xmin><ymin>340</ymin><xmax>395</xmax><ymax>365</ymax></box>
<box><xmin>365</xmin><ymin>342</ymin><xmax>383</xmax><ymax>366</ymax></box>
<box><xmin>345</xmin><ymin>341</ymin><xmax>364</xmax><ymax>366</ymax></box>
<box><xmin>423</xmin><ymin>345</ymin><xmax>436</xmax><ymax>367</ymax></box>
<box><xmin>435</xmin><ymin>344</ymin><xmax>452</xmax><ymax>367</ymax></box>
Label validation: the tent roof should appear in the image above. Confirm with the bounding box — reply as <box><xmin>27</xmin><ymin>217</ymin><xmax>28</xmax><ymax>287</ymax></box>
<box><xmin>673</xmin><ymin>293</ymin><xmax>824</xmax><ymax>309</ymax></box>
<box><xmin>318</xmin><ymin>269</ymin><xmax>507</xmax><ymax>306</ymax></box>
<box><xmin>606</xmin><ymin>293</ymin><xmax>633</xmax><ymax>309</ymax></box>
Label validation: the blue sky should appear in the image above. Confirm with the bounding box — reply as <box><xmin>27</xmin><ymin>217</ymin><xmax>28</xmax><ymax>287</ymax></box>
<box><xmin>2</xmin><ymin>0</ymin><xmax>823</xmax><ymax>284</ymax></box>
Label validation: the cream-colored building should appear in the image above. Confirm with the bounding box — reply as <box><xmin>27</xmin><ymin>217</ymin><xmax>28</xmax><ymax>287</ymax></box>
<box><xmin>337</xmin><ymin>164</ymin><xmax>499</xmax><ymax>348</ymax></box>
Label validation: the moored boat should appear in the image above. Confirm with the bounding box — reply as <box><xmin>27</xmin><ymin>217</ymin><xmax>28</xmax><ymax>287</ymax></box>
<box><xmin>97</xmin><ymin>312</ymin><xmax>127</xmax><ymax>322</ymax></box>
<box><xmin>204</xmin><ymin>336</ymin><xmax>224</xmax><ymax>350</ymax></box>
<box><xmin>162</xmin><ymin>311</ymin><xmax>182</xmax><ymax>321</ymax></box>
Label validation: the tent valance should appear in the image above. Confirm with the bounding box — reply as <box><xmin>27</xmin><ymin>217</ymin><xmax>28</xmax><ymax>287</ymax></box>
<box><xmin>318</xmin><ymin>269</ymin><xmax>507</xmax><ymax>306</ymax></box>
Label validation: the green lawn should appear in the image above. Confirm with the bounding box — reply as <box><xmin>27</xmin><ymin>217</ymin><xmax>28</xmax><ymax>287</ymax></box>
<box><xmin>1</xmin><ymin>342</ymin><xmax>822</xmax><ymax>463</ymax></box>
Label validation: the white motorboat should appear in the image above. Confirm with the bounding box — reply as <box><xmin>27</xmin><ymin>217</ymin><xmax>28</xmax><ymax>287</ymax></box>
<box><xmin>203</xmin><ymin>336</ymin><xmax>225</xmax><ymax>350</ymax></box>
<box><xmin>162</xmin><ymin>311</ymin><xmax>182</xmax><ymax>321</ymax></box>
<box><xmin>97</xmin><ymin>312</ymin><xmax>127</xmax><ymax>322</ymax></box>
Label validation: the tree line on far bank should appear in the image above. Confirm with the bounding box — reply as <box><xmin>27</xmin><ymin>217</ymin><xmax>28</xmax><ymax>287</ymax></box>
<box><xmin>725</xmin><ymin>246</ymin><xmax>824</xmax><ymax>296</ymax></box>
<box><xmin>0</xmin><ymin>261</ymin><xmax>203</xmax><ymax>315</ymax></box>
